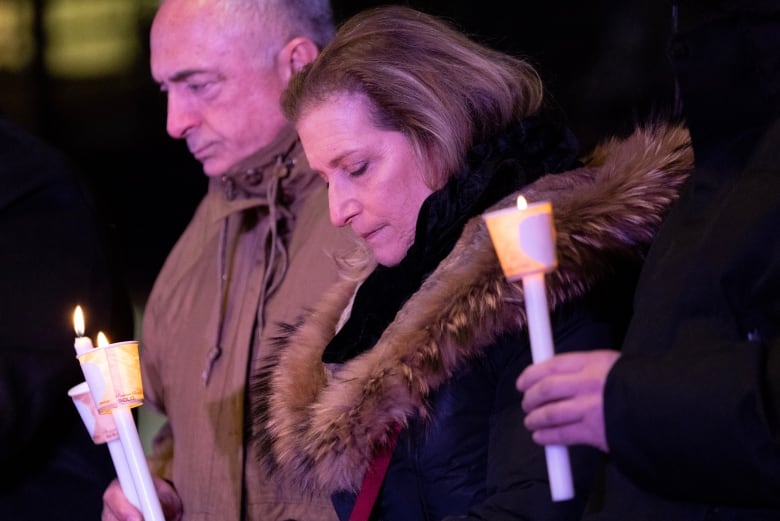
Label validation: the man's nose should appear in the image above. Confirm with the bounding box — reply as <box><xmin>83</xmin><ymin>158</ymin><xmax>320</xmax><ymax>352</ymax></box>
<box><xmin>165</xmin><ymin>94</ymin><xmax>198</xmax><ymax>139</ymax></box>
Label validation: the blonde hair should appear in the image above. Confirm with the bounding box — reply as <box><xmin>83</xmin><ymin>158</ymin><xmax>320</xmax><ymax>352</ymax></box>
<box><xmin>282</xmin><ymin>5</ymin><xmax>544</xmax><ymax>189</ymax></box>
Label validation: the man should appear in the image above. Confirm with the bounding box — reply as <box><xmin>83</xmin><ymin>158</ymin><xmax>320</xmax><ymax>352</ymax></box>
<box><xmin>517</xmin><ymin>2</ymin><xmax>780</xmax><ymax>520</ymax></box>
<box><xmin>102</xmin><ymin>0</ymin><xmax>348</xmax><ymax>520</ymax></box>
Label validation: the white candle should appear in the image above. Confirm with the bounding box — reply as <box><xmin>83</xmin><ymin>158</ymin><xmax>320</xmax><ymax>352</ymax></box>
<box><xmin>483</xmin><ymin>197</ymin><xmax>557</xmax><ymax>281</ymax></box>
<box><xmin>93</xmin><ymin>333</ymin><xmax>164</xmax><ymax>521</ymax></box>
<box><xmin>112</xmin><ymin>407</ymin><xmax>165</xmax><ymax>521</ymax></box>
<box><xmin>483</xmin><ymin>196</ymin><xmax>574</xmax><ymax>502</ymax></box>
<box><xmin>68</xmin><ymin>381</ymin><xmax>140</xmax><ymax>509</ymax></box>
<box><xmin>521</xmin><ymin>272</ymin><xmax>574</xmax><ymax>501</ymax></box>
<box><xmin>71</xmin><ymin>307</ymin><xmax>164</xmax><ymax>520</ymax></box>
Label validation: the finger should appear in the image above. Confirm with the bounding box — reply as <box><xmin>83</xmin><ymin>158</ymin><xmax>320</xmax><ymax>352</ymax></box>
<box><xmin>521</xmin><ymin>368</ymin><xmax>585</xmax><ymax>412</ymax></box>
<box><xmin>102</xmin><ymin>479</ymin><xmax>143</xmax><ymax>521</ymax></box>
<box><xmin>524</xmin><ymin>396</ymin><xmax>607</xmax><ymax>451</ymax></box>
<box><xmin>531</xmin><ymin>422</ymin><xmax>608</xmax><ymax>452</ymax></box>
<box><xmin>516</xmin><ymin>362</ymin><xmax>545</xmax><ymax>392</ymax></box>
<box><xmin>154</xmin><ymin>477</ymin><xmax>183</xmax><ymax>521</ymax></box>
<box><xmin>525</xmin><ymin>391</ymin><xmax>585</xmax><ymax>428</ymax></box>
<box><xmin>517</xmin><ymin>351</ymin><xmax>594</xmax><ymax>391</ymax></box>
<box><xmin>531</xmin><ymin>425</ymin><xmax>583</xmax><ymax>446</ymax></box>
<box><xmin>516</xmin><ymin>356</ymin><xmax>564</xmax><ymax>392</ymax></box>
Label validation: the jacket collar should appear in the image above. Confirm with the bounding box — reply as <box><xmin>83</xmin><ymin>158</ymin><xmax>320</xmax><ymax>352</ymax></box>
<box><xmin>206</xmin><ymin>125</ymin><xmax>319</xmax><ymax>223</ymax></box>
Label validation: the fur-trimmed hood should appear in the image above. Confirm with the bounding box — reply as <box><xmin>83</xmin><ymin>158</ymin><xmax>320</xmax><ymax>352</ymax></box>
<box><xmin>250</xmin><ymin>122</ymin><xmax>693</xmax><ymax>495</ymax></box>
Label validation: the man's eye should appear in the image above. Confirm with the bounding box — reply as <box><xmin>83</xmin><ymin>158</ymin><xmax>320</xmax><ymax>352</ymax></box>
<box><xmin>187</xmin><ymin>82</ymin><xmax>209</xmax><ymax>93</ymax></box>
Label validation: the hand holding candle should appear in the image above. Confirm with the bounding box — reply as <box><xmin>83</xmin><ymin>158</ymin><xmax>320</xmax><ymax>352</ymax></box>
<box><xmin>73</xmin><ymin>306</ymin><xmax>141</xmax><ymax>509</ymax></box>
<box><xmin>72</xmin><ymin>307</ymin><xmax>164</xmax><ymax>521</ymax></box>
<box><xmin>483</xmin><ymin>196</ymin><xmax>574</xmax><ymax>502</ymax></box>
<box><xmin>71</xmin><ymin>309</ymin><xmax>141</xmax><ymax>509</ymax></box>
<box><xmin>68</xmin><ymin>380</ymin><xmax>140</xmax><ymax>509</ymax></box>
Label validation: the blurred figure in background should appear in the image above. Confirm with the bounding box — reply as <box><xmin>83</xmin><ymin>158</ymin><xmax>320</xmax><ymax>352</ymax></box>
<box><xmin>0</xmin><ymin>114</ymin><xmax>134</xmax><ymax>520</ymax></box>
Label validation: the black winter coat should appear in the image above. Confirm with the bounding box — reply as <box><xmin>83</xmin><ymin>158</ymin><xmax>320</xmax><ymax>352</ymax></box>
<box><xmin>344</xmin><ymin>295</ymin><xmax>630</xmax><ymax>521</ymax></box>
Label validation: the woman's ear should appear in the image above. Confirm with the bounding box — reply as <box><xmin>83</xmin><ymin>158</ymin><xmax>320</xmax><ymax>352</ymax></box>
<box><xmin>276</xmin><ymin>37</ymin><xmax>319</xmax><ymax>82</ymax></box>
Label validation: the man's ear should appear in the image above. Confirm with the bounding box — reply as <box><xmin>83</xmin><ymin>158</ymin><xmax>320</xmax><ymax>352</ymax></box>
<box><xmin>276</xmin><ymin>37</ymin><xmax>319</xmax><ymax>82</ymax></box>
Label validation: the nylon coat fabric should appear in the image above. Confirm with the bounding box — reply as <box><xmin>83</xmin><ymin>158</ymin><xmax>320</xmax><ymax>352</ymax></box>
<box><xmin>251</xmin><ymin>122</ymin><xmax>693</xmax><ymax>521</ymax></box>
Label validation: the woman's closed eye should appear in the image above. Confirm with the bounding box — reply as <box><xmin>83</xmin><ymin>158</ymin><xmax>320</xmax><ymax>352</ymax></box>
<box><xmin>348</xmin><ymin>162</ymin><xmax>368</xmax><ymax>177</ymax></box>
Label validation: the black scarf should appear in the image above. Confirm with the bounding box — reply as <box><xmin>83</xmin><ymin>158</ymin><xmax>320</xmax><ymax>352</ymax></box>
<box><xmin>322</xmin><ymin>116</ymin><xmax>579</xmax><ymax>363</ymax></box>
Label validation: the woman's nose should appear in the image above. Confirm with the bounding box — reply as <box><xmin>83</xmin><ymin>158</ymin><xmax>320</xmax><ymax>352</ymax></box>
<box><xmin>328</xmin><ymin>179</ymin><xmax>359</xmax><ymax>227</ymax></box>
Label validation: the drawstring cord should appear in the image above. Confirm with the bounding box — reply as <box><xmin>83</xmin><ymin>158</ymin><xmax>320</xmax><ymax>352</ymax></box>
<box><xmin>202</xmin><ymin>216</ymin><xmax>231</xmax><ymax>382</ymax></box>
<box><xmin>255</xmin><ymin>160</ymin><xmax>293</xmax><ymax>330</ymax></box>
<box><xmin>202</xmin><ymin>148</ymin><xmax>296</xmax><ymax>383</ymax></box>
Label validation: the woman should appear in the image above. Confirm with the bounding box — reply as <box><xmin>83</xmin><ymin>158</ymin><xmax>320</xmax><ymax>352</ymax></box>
<box><xmin>250</xmin><ymin>6</ymin><xmax>692</xmax><ymax>520</ymax></box>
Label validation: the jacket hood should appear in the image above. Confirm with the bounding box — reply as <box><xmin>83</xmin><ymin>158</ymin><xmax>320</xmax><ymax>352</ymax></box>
<box><xmin>250</xmin><ymin>122</ymin><xmax>693</xmax><ymax>494</ymax></box>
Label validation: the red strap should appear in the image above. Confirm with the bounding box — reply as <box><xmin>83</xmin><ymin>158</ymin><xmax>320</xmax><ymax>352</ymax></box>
<box><xmin>348</xmin><ymin>424</ymin><xmax>401</xmax><ymax>521</ymax></box>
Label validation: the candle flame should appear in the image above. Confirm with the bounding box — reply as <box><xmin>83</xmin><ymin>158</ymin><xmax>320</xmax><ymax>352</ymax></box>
<box><xmin>73</xmin><ymin>306</ymin><xmax>85</xmax><ymax>336</ymax></box>
<box><xmin>517</xmin><ymin>195</ymin><xmax>528</xmax><ymax>210</ymax></box>
<box><xmin>96</xmin><ymin>331</ymin><xmax>110</xmax><ymax>347</ymax></box>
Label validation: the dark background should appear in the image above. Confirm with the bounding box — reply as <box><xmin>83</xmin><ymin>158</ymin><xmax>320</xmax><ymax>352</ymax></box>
<box><xmin>0</xmin><ymin>0</ymin><xmax>677</xmax><ymax>313</ymax></box>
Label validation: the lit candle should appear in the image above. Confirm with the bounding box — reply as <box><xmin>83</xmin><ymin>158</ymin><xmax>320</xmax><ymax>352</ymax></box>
<box><xmin>483</xmin><ymin>196</ymin><xmax>557</xmax><ymax>281</ymax></box>
<box><xmin>71</xmin><ymin>306</ymin><xmax>163</xmax><ymax>520</ymax></box>
<box><xmin>96</xmin><ymin>331</ymin><xmax>110</xmax><ymax>346</ymax></box>
<box><xmin>483</xmin><ymin>196</ymin><xmax>574</xmax><ymax>502</ymax></box>
<box><xmin>72</xmin><ymin>305</ymin><xmax>94</xmax><ymax>355</ymax></box>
